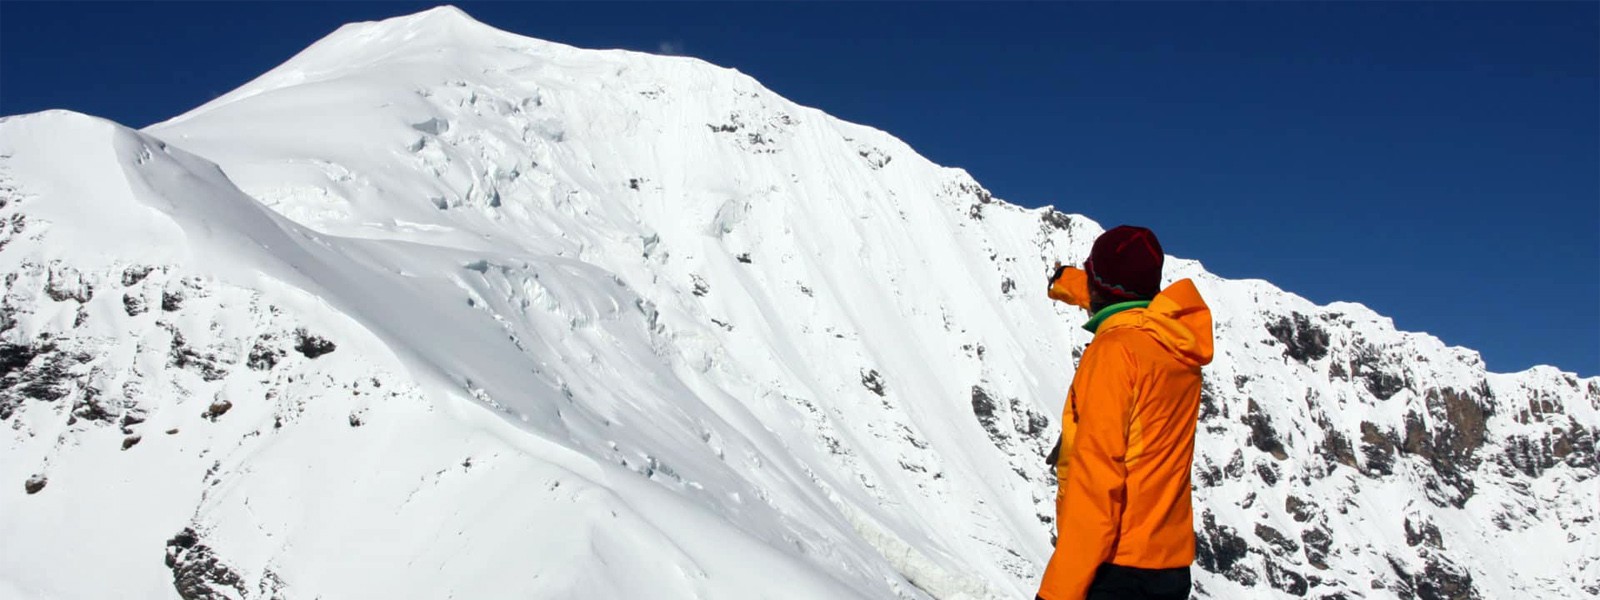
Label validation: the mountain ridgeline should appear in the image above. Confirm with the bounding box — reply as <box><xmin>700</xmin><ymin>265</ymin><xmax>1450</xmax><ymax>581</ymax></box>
<box><xmin>1</xmin><ymin>7</ymin><xmax>1594</xmax><ymax>600</ymax></box>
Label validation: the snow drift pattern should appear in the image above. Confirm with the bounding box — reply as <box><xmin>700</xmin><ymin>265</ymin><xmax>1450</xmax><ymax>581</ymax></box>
<box><xmin>1</xmin><ymin>7</ymin><xmax>1595</xmax><ymax>599</ymax></box>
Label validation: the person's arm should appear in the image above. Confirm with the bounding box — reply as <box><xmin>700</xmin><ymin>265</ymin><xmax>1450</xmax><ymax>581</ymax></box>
<box><xmin>1048</xmin><ymin>264</ymin><xmax>1091</xmax><ymax>311</ymax></box>
<box><xmin>1037</xmin><ymin>335</ymin><xmax>1136</xmax><ymax>600</ymax></box>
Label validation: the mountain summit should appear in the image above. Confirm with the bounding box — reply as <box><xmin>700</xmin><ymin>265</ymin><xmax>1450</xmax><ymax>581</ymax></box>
<box><xmin>2</xmin><ymin>7</ymin><xmax>1595</xmax><ymax>599</ymax></box>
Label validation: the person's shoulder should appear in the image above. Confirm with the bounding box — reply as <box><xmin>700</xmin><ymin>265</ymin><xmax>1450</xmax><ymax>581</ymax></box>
<box><xmin>1089</xmin><ymin>324</ymin><xmax>1165</xmax><ymax>363</ymax></box>
<box><xmin>1093</xmin><ymin>324</ymin><xmax>1150</xmax><ymax>348</ymax></box>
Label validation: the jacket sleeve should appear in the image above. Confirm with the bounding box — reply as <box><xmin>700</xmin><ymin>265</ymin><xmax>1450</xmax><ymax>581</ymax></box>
<box><xmin>1037</xmin><ymin>335</ymin><xmax>1136</xmax><ymax>600</ymax></box>
<box><xmin>1048</xmin><ymin>266</ymin><xmax>1092</xmax><ymax>311</ymax></box>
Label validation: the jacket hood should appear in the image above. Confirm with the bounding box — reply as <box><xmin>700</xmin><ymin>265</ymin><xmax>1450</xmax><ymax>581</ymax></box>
<box><xmin>1100</xmin><ymin>278</ymin><xmax>1214</xmax><ymax>367</ymax></box>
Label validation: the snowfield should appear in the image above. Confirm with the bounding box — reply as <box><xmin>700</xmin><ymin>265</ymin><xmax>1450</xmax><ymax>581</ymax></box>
<box><xmin>2</xmin><ymin>7</ymin><xmax>1595</xmax><ymax>599</ymax></box>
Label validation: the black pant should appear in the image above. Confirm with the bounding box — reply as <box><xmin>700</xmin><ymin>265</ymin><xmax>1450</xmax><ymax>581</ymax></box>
<box><xmin>1085</xmin><ymin>563</ymin><xmax>1190</xmax><ymax>600</ymax></box>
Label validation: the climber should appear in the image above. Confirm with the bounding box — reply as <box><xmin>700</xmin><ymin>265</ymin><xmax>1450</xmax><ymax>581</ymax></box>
<box><xmin>1036</xmin><ymin>225</ymin><xmax>1214</xmax><ymax>600</ymax></box>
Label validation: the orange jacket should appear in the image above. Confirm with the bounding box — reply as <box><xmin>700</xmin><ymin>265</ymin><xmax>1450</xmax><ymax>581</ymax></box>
<box><xmin>1038</xmin><ymin>277</ymin><xmax>1214</xmax><ymax>600</ymax></box>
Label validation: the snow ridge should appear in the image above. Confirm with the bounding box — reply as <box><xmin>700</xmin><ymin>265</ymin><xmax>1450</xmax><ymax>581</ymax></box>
<box><xmin>3</xmin><ymin>7</ymin><xmax>1596</xmax><ymax>600</ymax></box>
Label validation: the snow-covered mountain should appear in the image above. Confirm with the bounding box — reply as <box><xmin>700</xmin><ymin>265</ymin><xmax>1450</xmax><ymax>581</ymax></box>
<box><xmin>1</xmin><ymin>7</ymin><xmax>1594</xmax><ymax>599</ymax></box>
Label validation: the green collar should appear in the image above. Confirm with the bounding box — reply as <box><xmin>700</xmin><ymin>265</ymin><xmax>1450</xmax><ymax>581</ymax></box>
<box><xmin>1083</xmin><ymin>300</ymin><xmax>1151</xmax><ymax>333</ymax></box>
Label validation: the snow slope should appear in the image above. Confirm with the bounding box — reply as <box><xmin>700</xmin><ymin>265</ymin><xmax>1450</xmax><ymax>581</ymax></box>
<box><xmin>3</xmin><ymin>7</ymin><xmax>1595</xmax><ymax>599</ymax></box>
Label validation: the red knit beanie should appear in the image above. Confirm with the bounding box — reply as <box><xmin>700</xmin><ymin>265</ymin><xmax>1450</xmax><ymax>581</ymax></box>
<box><xmin>1084</xmin><ymin>225</ymin><xmax>1164</xmax><ymax>300</ymax></box>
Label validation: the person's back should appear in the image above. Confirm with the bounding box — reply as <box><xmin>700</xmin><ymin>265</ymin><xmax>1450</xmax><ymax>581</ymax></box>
<box><xmin>1037</xmin><ymin>226</ymin><xmax>1213</xmax><ymax>600</ymax></box>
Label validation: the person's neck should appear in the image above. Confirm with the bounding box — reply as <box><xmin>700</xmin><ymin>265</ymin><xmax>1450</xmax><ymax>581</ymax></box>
<box><xmin>1084</xmin><ymin>299</ymin><xmax>1152</xmax><ymax>333</ymax></box>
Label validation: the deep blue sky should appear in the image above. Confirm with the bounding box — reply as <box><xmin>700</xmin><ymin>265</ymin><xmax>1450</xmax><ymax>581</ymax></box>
<box><xmin>3</xmin><ymin>2</ymin><xmax>1596</xmax><ymax>376</ymax></box>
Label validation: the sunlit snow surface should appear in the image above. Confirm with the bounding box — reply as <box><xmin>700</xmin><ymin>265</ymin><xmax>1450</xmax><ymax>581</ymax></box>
<box><xmin>2</xmin><ymin>7</ymin><xmax>1595</xmax><ymax>599</ymax></box>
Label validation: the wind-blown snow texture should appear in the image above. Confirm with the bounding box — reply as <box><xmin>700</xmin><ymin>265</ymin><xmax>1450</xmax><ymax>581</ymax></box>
<box><xmin>1</xmin><ymin>7</ymin><xmax>1595</xmax><ymax>599</ymax></box>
